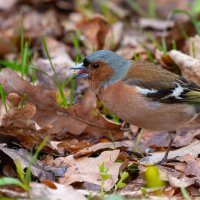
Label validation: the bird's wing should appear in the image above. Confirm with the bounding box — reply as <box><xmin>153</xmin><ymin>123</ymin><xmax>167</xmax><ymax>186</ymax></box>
<box><xmin>122</xmin><ymin>61</ymin><xmax>200</xmax><ymax>104</ymax></box>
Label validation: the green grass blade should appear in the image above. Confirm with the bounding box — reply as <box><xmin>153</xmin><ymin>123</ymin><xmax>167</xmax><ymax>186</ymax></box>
<box><xmin>0</xmin><ymin>197</ymin><xmax>18</xmax><ymax>200</ymax></box>
<box><xmin>15</xmin><ymin>159</ymin><xmax>29</xmax><ymax>191</ymax></box>
<box><xmin>0</xmin><ymin>177</ymin><xmax>24</xmax><ymax>189</ymax></box>
<box><xmin>140</xmin><ymin>43</ymin><xmax>155</xmax><ymax>63</ymax></box>
<box><xmin>25</xmin><ymin>137</ymin><xmax>48</xmax><ymax>186</ymax></box>
<box><xmin>172</xmin><ymin>40</ymin><xmax>177</xmax><ymax>50</ymax></box>
<box><xmin>161</xmin><ymin>9</ymin><xmax>198</xmax><ymax>53</ymax></box>
<box><xmin>148</xmin><ymin>0</ymin><xmax>157</xmax><ymax>18</ymax></box>
<box><xmin>20</xmin><ymin>15</ymin><xmax>24</xmax><ymax>67</ymax></box>
<box><xmin>144</xmin><ymin>32</ymin><xmax>163</xmax><ymax>51</ymax></box>
<box><xmin>70</xmin><ymin>75</ymin><xmax>75</xmax><ymax>105</ymax></box>
<box><xmin>42</xmin><ymin>36</ymin><xmax>67</xmax><ymax>107</ymax></box>
<box><xmin>126</xmin><ymin>0</ymin><xmax>147</xmax><ymax>17</ymax></box>
<box><xmin>172</xmin><ymin>9</ymin><xmax>200</xmax><ymax>35</ymax></box>
<box><xmin>72</xmin><ymin>30</ymin><xmax>82</xmax><ymax>56</ymax></box>
<box><xmin>0</xmin><ymin>60</ymin><xmax>20</xmax><ymax>71</ymax></box>
<box><xmin>29</xmin><ymin>66</ymin><xmax>57</xmax><ymax>85</ymax></box>
<box><xmin>71</xmin><ymin>31</ymin><xmax>84</xmax><ymax>105</ymax></box>
<box><xmin>191</xmin><ymin>40</ymin><xmax>196</xmax><ymax>58</ymax></box>
<box><xmin>21</xmin><ymin>42</ymin><xmax>29</xmax><ymax>78</ymax></box>
<box><xmin>180</xmin><ymin>187</ymin><xmax>191</xmax><ymax>200</ymax></box>
<box><xmin>0</xmin><ymin>84</ymin><xmax>8</xmax><ymax>112</ymax></box>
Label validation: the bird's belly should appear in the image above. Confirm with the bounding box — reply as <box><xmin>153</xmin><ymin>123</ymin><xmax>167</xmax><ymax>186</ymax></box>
<box><xmin>99</xmin><ymin>82</ymin><xmax>197</xmax><ymax>131</ymax></box>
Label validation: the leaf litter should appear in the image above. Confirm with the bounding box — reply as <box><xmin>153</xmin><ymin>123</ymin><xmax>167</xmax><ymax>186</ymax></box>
<box><xmin>1</xmin><ymin>0</ymin><xmax>200</xmax><ymax>199</ymax></box>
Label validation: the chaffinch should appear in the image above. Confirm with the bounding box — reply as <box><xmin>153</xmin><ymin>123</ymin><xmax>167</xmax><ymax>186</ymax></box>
<box><xmin>71</xmin><ymin>50</ymin><xmax>200</xmax><ymax>163</ymax></box>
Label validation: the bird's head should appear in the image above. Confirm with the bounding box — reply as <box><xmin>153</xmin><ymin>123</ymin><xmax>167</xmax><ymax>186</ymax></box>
<box><xmin>71</xmin><ymin>50</ymin><xmax>131</xmax><ymax>90</ymax></box>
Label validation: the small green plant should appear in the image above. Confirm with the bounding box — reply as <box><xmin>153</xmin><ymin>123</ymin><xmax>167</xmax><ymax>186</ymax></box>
<box><xmin>98</xmin><ymin>162</ymin><xmax>111</xmax><ymax>198</ymax></box>
<box><xmin>127</xmin><ymin>163</ymin><xmax>139</xmax><ymax>174</ymax></box>
<box><xmin>0</xmin><ymin>137</ymin><xmax>48</xmax><ymax>191</ymax></box>
<box><xmin>133</xmin><ymin>52</ymin><xmax>141</xmax><ymax>61</ymax></box>
<box><xmin>16</xmin><ymin>95</ymin><xmax>27</xmax><ymax>109</ymax></box>
<box><xmin>114</xmin><ymin>171</ymin><xmax>129</xmax><ymax>191</ymax></box>
<box><xmin>87</xmin><ymin>192</ymin><xmax>94</xmax><ymax>200</ymax></box>
<box><xmin>140</xmin><ymin>187</ymin><xmax>147</xmax><ymax>196</ymax></box>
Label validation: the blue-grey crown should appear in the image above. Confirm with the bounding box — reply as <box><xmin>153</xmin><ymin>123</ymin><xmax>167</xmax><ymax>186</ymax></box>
<box><xmin>85</xmin><ymin>50</ymin><xmax>132</xmax><ymax>87</ymax></box>
<box><xmin>86</xmin><ymin>50</ymin><xmax>127</xmax><ymax>69</ymax></box>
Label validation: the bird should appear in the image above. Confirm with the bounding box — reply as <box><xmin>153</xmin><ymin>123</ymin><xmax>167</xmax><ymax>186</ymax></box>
<box><xmin>71</xmin><ymin>50</ymin><xmax>200</xmax><ymax>164</ymax></box>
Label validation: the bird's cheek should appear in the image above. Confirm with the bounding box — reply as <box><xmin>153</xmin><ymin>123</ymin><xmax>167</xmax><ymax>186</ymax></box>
<box><xmin>87</xmin><ymin>72</ymin><xmax>101</xmax><ymax>90</ymax></box>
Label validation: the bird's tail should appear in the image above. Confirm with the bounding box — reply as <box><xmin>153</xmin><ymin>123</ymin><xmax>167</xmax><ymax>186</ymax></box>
<box><xmin>184</xmin><ymin>91</ymin><xmax>200</xmax><ymax>104</ymax></box>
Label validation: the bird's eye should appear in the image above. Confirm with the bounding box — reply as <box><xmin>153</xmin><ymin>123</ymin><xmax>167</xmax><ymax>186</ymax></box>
<box><xmin>92</xmin><ymin>63</ymin><xmax>99</xmax><ymax>69</ymax></box>
<box><xmin>83</xmin><ymin>58</ymin><xmax>90</xmax><ymax>67</ymax></box>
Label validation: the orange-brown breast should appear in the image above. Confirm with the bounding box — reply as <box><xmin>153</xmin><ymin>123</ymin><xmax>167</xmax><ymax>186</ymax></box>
<box><xmin>98</xmin><ymin>81</ymin><xmax>197</xmax><ymax>131</ymax></box>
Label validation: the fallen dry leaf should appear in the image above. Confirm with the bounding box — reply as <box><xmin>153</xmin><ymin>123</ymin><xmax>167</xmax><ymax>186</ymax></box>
<box><xmin>139</xmin><ymin>18</ymin><xmax>174</xmax><ymax>31</ymax></box>
<box><xmin>168</xmin><ymin>174</ymin><xmax>195</xmax><ymax>188</ymax></box>
<box><xmin>0</xmin><ymin>182</ymin><xmax>87</xmax><ymax>200</ymax></box>
<box><xmin>76</xmin><ymin>14</ymin><xmax>110</xmax><ymax>50</ymax></box>
<box><xmin>106</xmin><ymin>1</ymin><xmax>128</xmax><ymax>19</ymax></box>
<box><xmin>168</xmin><ymin>50</ymin><xmax>200</xmax><ymax>84</ymax></box>
<box><xmin>153</xmin><ymin>165</ymin><xmax>199</xmax><ymax>191</ymax></box>
<box><xmin>177</xmin><ymin>154</ymin><xmax>200</xmax><ymax>177</ymax></box>
<box><xmin>144</xmin><ymin>126</ymin><xmax>200</xmax><ymax>149</ymax></box>
<box><xmin>23</xmin><ymin>9</ymin><xmax>62</xmax><ymax>38</ymax></box>
<box><xmin>0</xmin><ymin>69</ymin><xmax>123</xmax><ymax>148</ymax></box>
<box><xmin>0</xmin><ymin>146</ymin><xmax>66</xmax><ymax>180</ymax></box>
<box><xmin>0</xmin><ymin>0</ymin><xmax>17</xmax><ymax>10</ymax></box>
<box><xmin>30</xmin><ymin>182</ymin><xmax>87</xmax><ymax>200</ymax></box>
<box><xmin>141</xmin><ymin>140</ymin><xmax>200</xmax><ymax>165</ymax></box>
<box><xmin>75</xmin><ymin>140</ymin><xmax>136</xmax><ymax>157</ymax></box>
<box><xmin>184</xmin><ymin>159</ymin><xmax>200</xmax><ymax>177</ymax></box>
<box><xmin>46</xmin><ymin>150</ymin><xmax>123</xmax><ymax>191</ymax></box>
<box><xmin>0</xmin><ymin>36</ymin><xmax>17</xmax><ymax>56</ymax></box>
<box><xmin>104</xmin><ymin>22</ymin><xmax>124</xmax><ymax>50</ymax></box>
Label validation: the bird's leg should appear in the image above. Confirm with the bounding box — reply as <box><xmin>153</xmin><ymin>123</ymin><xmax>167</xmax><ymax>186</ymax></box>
<box><xmin>133</xmin><ymin>128</ymin><xmax>144</xmax><ymax>154</ymax></box>
<box><xmin>121</xmin><ymin>123</ymin><xmax>142</xmax><ymax>139</ymax></box>
<box><xmin>157</xmin><ymin>131</ymin><xmax>176</xmax><ymax>165</ymax></box>
<box><xmin>135</xmin><ymin>127</ymin><xmax>142</xmax><ymax>138</ymax></box>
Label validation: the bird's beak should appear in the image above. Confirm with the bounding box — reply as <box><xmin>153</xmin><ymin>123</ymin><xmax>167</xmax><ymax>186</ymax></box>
<box><xmin>70</xmin><ymin>63</ymin><xmax>89</xmax><ymax>79</ymax></box>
